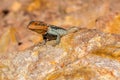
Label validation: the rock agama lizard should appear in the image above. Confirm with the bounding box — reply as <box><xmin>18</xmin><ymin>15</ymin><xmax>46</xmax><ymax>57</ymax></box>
<box><xmin>27</xmin><ymin>21</ymin><xmax>78</xmax><ymax>45</ymax></box>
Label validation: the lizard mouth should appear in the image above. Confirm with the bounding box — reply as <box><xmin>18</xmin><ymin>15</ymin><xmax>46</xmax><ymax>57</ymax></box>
<box><xmin>29</xmin><ymin>29</ymin><xmax>47</xmax><ymax>34</ymax></box>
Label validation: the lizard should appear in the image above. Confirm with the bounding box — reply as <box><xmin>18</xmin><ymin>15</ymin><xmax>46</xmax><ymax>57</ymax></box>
<box><xmin>27</xmin><ymin>21</ymin><xmax>78</xmax><ymax>45</ymax></box>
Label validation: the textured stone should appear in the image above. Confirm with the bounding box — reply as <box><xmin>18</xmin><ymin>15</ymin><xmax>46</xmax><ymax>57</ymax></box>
<box><xmin>0</xmin><ymin>28</ymin><xmax>120</xmax><ymax>80</ymax></box>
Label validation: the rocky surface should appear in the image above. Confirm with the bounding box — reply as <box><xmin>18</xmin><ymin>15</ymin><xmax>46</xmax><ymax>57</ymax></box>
<box><xmin>0</xmin><ymin>28</ymin><xmax>120</xmax><ymax>80</ymax></box>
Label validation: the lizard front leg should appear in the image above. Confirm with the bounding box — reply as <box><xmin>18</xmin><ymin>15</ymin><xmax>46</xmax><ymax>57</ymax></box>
<box><xmin>47</xmin><ymin>30</ymin><xmax>61</xmax><ymax>45</ymax></box>
<box><xmin>49</xmin><ymin>32</ymin><xmax>60</xmax><ymax>45</ymax></box>
<box><xmin>56</xmin><ymin>33</ymin><xmax>60</xmax><ymax>44</ymax></box>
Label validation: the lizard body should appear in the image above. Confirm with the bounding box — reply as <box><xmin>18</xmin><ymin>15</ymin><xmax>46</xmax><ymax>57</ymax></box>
<box><xmin>27</xmin><ymin>21</ymin><xmax>77</xmax><ymax>45</ymax></box>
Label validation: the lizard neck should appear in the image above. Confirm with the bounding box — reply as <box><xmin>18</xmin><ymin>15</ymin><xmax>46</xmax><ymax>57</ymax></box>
<box><xmin>47</xmin><ymin>26</ymin><xmax>67</xmax><ymax>36</ymax></box>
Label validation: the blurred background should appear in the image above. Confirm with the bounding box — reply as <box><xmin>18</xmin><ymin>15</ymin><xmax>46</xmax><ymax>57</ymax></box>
<box><xmin>0</xmin><ymin>0</ymin><xmax>120</xmax><ymax>53</ymax></box>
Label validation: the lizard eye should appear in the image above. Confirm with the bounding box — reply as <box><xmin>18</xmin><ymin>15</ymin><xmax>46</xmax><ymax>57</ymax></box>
<box><xmin>35</xmin><ymin>22</ymin><xmax>40</xmax><ymax>25</ymax></box>
<box><xmin>38</xmin><ymin>21</ymin><xmax>47</xmax><ymax>26</ymax></box>
<box><xmin>33</xmin><ymin>21</ymin><xmax>46</xmax><ymax>26</ymax></box>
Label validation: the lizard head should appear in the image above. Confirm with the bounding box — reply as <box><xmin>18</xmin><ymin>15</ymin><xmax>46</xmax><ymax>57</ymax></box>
<box><xmin>27</xmin><ymin>21</ymin><xmax>48</xmax><ymax>34</ymax></box>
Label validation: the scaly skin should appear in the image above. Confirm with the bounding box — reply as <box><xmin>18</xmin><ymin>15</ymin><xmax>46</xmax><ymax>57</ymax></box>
<box><xmin>27</xmin><ymin>21</ymin><xmax>68</xmax><ymax>44</ymax></box>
